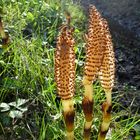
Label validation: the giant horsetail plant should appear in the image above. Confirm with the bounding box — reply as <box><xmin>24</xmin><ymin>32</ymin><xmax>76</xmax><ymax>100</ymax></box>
<box><xmin>83</xmin><ymin>5</ymin><xmax>115</xmax><ymax>140</ymax></box>
<box><xmin>55</xmin><ymin>5</ymin><xmax>115</xmax><ymax>140</ymax></box>
<box><xmin>55</xmin><ymin>13</ymin><xmax>75</xmax><ymax>140</ymax></box>
<box><xmin>0</xmin><ymin>17</ymin><xmax>10</xmax><ymax>48</ymax></box>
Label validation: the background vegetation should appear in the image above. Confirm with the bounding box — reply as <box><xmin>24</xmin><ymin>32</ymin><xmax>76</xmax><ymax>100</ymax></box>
<box><xmin>0</xmin><ymin>0</ymin><xmax>139</xmax><ymax>140</ymax></box>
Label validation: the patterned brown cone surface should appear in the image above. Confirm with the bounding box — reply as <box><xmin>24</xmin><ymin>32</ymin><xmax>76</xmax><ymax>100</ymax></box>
<box><xmin>98</xmin><ymin>19</ymin><xmax>115</xmax><ymax>94</ymax></box>
<box><xmin>83</xmin><ymin>5</ymin><xmax>108</xmax><ymax>140</ymax></box>
<box><xmin>55</xmin><ymin>15</ymin><xmax>76</xmax><ymax>140</ymax></box>
<box><xmin>97</xmin><ymin>7</ymin><xmax>115</xmax><ymax>140</ymax></box>
<box><xmin>84</xmin><ymin>5</ymin><xmax>115</xmax><ymax>87</ymax></box>
<box><xmin>84</xmin><ymin>5</ymin><xmax>107</xmax><ymax>82</ymax></box>
<box><xmin>83</xmin><ymin>5</ymin><xmax>115</xmax><ymax>140</ymax></box>
<box><xmin>55</xmin><ymin>25</ymin><xmax>75</xmax><ymax>100</ymax></box>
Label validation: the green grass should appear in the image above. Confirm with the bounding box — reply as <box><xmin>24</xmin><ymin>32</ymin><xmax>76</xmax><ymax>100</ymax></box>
<box><xmin>0</xmin><ymin>0</ymin><xmax>140</xmax><ymax>140</ymax></box>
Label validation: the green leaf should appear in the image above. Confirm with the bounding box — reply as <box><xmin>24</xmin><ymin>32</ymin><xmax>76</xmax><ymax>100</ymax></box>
<box><xmin>74</xmin><ymin>29</ymin><xmax>80</xmax><ymax>33</ymax></box>
<box><xmin>0</xmin><ymin>103</ymin><xmax>10</xmax><ymax>112</ymax></box>
<box><xmin>8</xmin><ymin>98</ymin><xmax>29</xmax><ymax>107</ymax></box>
<box><xmin>0</xmin><ymin>60</ymin><xmax>5</xmax><ymax>65</ymax></box>
<box><xmin>0</xmin><ymin>114</ymin><xmax>12</xmax><ymax>126</ymax></box>
<box><xmin>9</xmin><ymin>110</ymin><xmax>23</xmax><ymax>119</ymax></box>
<box><xmin>135</xmin><ymin>136</ymin><xmax>140</xmax><ymax>140</ymax></box>
<box><xmin>17</xmin><ymin>107</ymin><xmax>28</xmax><ymax>112</ymax></box>
<box><xmin>27</xmin><ymin>12</ymin><xmax>34</xmax><ymax>22</ymax></box>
